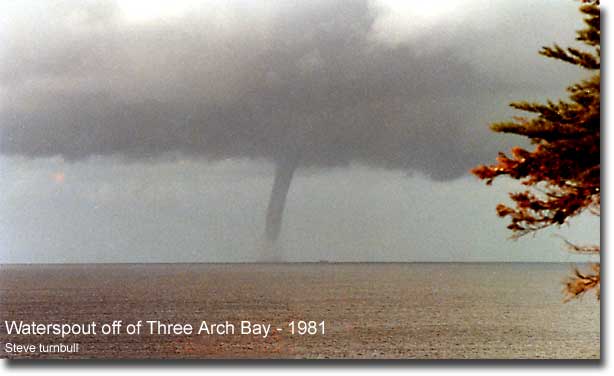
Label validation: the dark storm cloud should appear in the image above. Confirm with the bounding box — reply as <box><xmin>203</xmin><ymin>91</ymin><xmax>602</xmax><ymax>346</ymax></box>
<box><xmin>0</xmin><ymin>0</ymin><xmax>584</xmax><ymax>180</ymax></box>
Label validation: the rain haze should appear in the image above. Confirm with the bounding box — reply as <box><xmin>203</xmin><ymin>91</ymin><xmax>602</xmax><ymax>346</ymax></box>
<box><xmin>0</xmin><ymin>0</ymin><xmax>599</xmax><ymax>263</ymax></box>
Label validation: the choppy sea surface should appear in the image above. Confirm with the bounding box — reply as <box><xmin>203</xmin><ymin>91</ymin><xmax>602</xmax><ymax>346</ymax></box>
<box><xmin>0</xmin><ymin>263</ymin><xmax>600</xmax><ymax>359</ymax></box>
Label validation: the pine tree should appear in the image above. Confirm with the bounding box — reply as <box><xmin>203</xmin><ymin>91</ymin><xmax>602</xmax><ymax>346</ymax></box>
<box><xmin>472</xmin><ymin>0</ymin><xmax>600</xmax><ymax>300</ymax></box>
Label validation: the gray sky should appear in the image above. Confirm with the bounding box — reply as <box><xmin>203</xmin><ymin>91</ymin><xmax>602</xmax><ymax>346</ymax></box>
<box><xmin>0</xmin><ymin>0</ymin><xmax>599</xmax><ymax>262</ymax></box>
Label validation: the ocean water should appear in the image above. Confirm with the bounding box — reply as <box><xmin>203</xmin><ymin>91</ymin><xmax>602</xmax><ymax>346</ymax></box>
<box><xmin>0</xmin><ymin>263</ymin><xmax>600</xmax><ymax>359</ymax></box>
